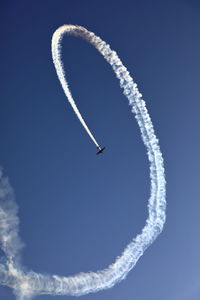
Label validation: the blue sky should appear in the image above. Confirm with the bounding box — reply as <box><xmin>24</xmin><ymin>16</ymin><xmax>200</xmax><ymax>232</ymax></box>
<box><xmin>1</xmin><ymin>0</ymin><xmax>200</xmax><ymax>299</ymax></box>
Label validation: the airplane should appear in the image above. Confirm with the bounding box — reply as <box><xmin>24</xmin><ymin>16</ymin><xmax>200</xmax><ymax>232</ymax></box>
<box><xmin>96</xmin><ymin>146</ymin><xmax>105</xmax><ymax>155</ymax></box>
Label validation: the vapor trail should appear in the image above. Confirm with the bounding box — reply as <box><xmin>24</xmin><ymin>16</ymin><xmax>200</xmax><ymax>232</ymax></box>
<box><xmin>0</xmin><ymin>25</ymin><xmax>166</xmax><ymax>299</ymax></box>
<box><xmin>52</xmin><ymin>26</ymin><xmax>100</xmax><ymax>148</ymax></box>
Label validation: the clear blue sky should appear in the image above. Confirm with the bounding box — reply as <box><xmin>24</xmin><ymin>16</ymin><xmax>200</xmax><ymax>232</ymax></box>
<box><xmin>1</xmin><ymin>0</ymin><xmax>200</xmax><ymax>299</ymax></box>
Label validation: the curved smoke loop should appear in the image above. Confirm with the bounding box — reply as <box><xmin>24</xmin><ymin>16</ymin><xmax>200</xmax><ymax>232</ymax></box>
<box><xmin>0</xmin><ymin>25</ymin><xmax>166</xmax><ymax>299</ymax></box>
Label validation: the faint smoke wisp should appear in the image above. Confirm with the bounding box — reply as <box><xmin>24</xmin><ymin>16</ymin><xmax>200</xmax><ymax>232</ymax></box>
<box><xmin>0</xmin><ymin>25</ymin><xmax>166</xmax><ymax>299</ymax></box>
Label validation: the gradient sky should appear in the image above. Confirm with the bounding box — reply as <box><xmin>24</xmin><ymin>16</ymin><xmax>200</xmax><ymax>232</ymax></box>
<box><xmin>1</xmin><ymin>0</ymin><xmax>200</xmax><ymax>299</ymax></box>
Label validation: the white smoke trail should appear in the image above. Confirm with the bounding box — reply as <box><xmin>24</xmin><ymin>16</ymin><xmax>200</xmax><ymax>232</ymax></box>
<box><xmin>0</xmin><ymin>25</ymin><xmax>166</xmax><ymax>299</ymax></box>
<box><xmin>52</xmin><ymin>26</ymin><xmax>100</xmax><ymax>148</ymax></box>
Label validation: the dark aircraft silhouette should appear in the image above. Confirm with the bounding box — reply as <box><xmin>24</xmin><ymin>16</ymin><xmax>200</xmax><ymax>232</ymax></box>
<box><xmin>96</xmin><ymin>146</ymin><xmax>105</xmax><ymax>155</ymax></box>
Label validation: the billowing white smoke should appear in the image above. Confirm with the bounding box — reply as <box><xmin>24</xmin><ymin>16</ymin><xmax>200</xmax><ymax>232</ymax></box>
<box><xmin>0</xmin><ymin>25</ymin><xmax>166</xmax><ymax>299</ymax></box>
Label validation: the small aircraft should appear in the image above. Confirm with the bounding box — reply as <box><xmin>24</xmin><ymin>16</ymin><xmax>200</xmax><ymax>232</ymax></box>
<box><xmin>96</xmin><ymin>146</ymin><xmax>106</xmax><ymax>155</ymax></box>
